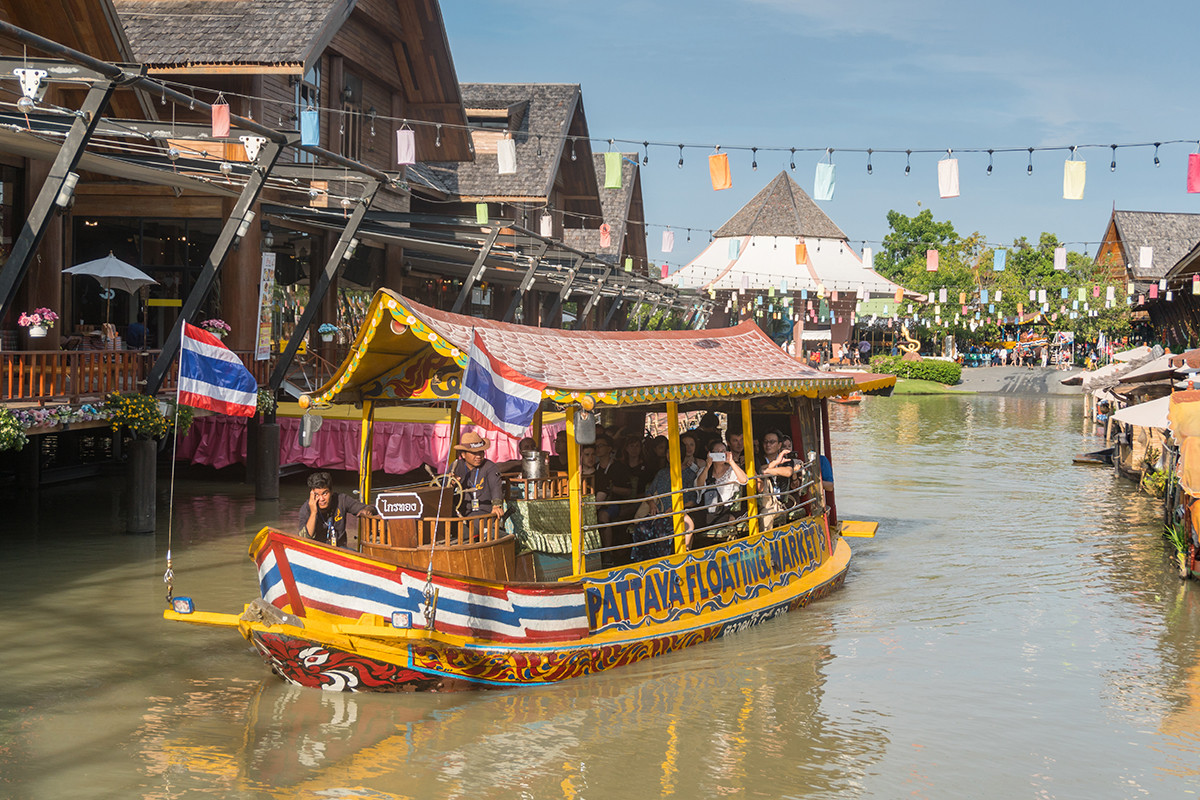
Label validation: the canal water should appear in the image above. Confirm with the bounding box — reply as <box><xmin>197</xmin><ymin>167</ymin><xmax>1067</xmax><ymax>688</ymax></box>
<box><xmin>2</xmin><ymin>394</ymin><xmax>1199</xmax><ymax>799</ymax></box>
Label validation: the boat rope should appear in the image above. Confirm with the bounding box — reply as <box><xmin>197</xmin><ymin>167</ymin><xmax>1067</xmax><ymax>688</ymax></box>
<box><xmin>164</xmin><ymin>396</ymin><xmax>181</xmax><ymax>606</ymax></box>
<box><xmin>422</xmin><ymin>461</ymin><xmax>454</xmax><ymax>630</ymax></box>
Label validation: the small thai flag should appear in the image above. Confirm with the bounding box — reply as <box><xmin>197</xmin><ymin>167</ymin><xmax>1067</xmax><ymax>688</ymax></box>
<box><xmin>178</xmin><ymin>322</ymin><xmax>257</xmax><ymax>417</ymax></box>
<box><xmin>458</xmin><ymin>332</ymin><xmax>547</xmax><ymax>439</ymax></box>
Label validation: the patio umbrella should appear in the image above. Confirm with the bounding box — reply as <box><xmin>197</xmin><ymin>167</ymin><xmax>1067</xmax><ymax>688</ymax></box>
<box><xmin>64</xmin><ymin>253</ymin><xmax>157</xmax><ymax>322</ymax></box>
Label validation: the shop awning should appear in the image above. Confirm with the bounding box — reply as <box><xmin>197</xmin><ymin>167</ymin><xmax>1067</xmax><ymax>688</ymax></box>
<box><xmin>1112</xmin><ymin>395</ymin><xmax>1170</xmax><ymax>430</ymax></box>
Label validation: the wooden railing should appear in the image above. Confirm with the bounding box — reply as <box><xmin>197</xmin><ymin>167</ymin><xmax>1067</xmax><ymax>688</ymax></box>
<box><xmin>361</xmin><ymin>513</ymin><xmax>505</xmax><ymax>550</ymax></box>
<box><xmin>0</xmin><ymin>348</ymin><xmax>272</xmax><ymax>402</ymax></box>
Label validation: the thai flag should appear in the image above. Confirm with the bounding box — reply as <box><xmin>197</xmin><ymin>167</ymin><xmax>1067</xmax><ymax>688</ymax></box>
<box><xmin>458</xmin><ymin>332</ymin><xmax>547</xmax><ymax>439</ymax></box>
<box><xmin>178</xmin><ymin>322</ymin><xmax>257</xmax><ymax>417</ymax></box>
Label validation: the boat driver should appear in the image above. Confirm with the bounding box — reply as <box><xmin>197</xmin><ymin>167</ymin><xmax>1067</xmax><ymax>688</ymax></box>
<box><xmin>451</xmin><ymin>431</ymin><xmax>505</xmax><ymax>519</ymax></box>
<box><xmin>299</xmin><ymin>471</ymin><xmax>378</xmax><ymax>549</ymax></box>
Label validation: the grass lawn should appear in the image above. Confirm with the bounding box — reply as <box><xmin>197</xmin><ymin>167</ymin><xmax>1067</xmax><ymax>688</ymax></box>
<box><xmin>890</xmin><ymin>378</ymin><xmax>976</xmax><ymax>395</ymax></box>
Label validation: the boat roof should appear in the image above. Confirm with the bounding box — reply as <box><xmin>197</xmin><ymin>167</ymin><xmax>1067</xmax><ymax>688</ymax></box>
<box><xmin>302</xmin><ymin>290</ymin><xmax>861</xmax><ymax>408</ymax></box>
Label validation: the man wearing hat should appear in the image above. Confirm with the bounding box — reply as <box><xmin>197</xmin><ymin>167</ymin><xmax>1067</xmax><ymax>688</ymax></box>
<box><xmin>451</xmin><ymin>431</ymin><xmax>505</xmax><ymax>519</ymax></box>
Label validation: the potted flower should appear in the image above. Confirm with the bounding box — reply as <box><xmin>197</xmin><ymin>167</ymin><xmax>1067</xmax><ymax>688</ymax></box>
<box><xmin>17</xmin><ymin>308</ymin><xmax>59</xmax><ymax>338</ymax></box>
<box><xmin>199</xmin><ymin>318</ymin><xmax>231</xmax><ymax>339</ymax></box>
<box><xmin>318</xmin><ymin>323</ymin><xmax>338</xmax><ymax>343</ymax></box>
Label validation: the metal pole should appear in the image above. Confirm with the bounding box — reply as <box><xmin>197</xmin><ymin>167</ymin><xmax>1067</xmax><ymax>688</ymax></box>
<box><xmin>547</xmin><ymin>255</ymin><xmax>584</xmax><ymax>321</ymax></box>
<box><xmin>0</xmin><ymin>81</ymin><xmax>115</xmax><ymax>320</ymax></box>
<box><xmin>145</xmin><ymin>139</ymin><xmax>288</xmax><ymax>394</ymax></box>
<box><xmin>503</xmin><ymin>241</ymin><xmax>549</xmax><ymax>322</ymax></box>
<box><xmin>269</xmin><ymin>179</ymin><xmax>380</xmax><ymax>392</ymax></box>
<box><xmin>450</xmin><ymin>226</ymin><xmax>501</xmax><ymax>314</ymax></box>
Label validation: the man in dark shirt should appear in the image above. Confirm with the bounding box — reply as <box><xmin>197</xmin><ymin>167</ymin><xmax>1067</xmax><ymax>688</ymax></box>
<box><xmin>450</xmin><ymin>431</ymin><xmax>505</xmax><ymax>518</ymax></box>
<box><xmin>298</xmin><ymin>471</ymin><xmax>376</xmax><ymax>549</ymax></box>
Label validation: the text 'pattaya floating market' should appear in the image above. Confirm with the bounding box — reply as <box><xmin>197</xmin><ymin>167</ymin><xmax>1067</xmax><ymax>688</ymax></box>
<box><xmin>663</xmin><ymin>172</ymin><xmax>919</xmax><ymax>359</ymax></box>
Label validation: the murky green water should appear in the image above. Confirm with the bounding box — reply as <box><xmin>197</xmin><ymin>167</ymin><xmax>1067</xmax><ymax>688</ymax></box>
<box><xmin>3</xmin><ymin>394</ymin><xmax>1199</xmax><ymax>799</ymax></box>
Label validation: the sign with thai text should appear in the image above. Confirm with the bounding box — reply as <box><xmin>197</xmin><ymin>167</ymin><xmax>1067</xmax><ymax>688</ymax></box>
<box><xmin>255</xmin><ymin>252</ymin><xmax>276</xmax><ymax>361</ymax></box>
<box><xmin>375</xmin><ymin>492</ymin><xmax>424</xmax><ymax>520</ymax></box>
<box><xmin>582</xmin><ymin>518</ymin><xmax>828</xmax><ymax>633</ymax></box>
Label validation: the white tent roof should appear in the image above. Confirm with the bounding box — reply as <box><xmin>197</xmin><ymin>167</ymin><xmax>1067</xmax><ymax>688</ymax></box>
<box><xmin>663</xmin><ymin>235</ymin><xmax>907</xmax><ymax>297</ymax></box>
<box><xmin>1119</xmin><ymin>353</ymin><xmax>1178</xmax><ymax>383</ymax></box>
<box><xmin>1113</xmin><ymin>395</ymin><xmax>1170</xmax><ymax>429</ymax></box>
<box><xmin>1113</xmin><ymin>345</ymin><xmax>1153</xmax><ymax>362</ymax></box>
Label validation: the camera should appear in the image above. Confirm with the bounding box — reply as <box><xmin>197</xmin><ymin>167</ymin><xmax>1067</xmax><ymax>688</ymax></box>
<box><xmin>782</xmin><ymin>451</ymin><xmax>800</xmax><ymax>461</ymax></box>
<box><xmin>709</xmin><ymin>452</ymin><xmax>727</xmax><ymax>462</ymax></box>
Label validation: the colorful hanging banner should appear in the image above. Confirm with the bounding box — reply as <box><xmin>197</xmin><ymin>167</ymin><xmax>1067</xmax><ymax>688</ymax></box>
<box><xmin>938</xmin><ymin>157</ymin><xmax>960</xmax><ymax>198</ymax></box>
<box><xmin>709</xmin><ymin>152</ymin><xmax>732</xmax><ymax>191</ymax></box>
<box><xmin>396</xmin><ymin>128</ymin><xmax>416</xmax><ymax>165</ymax></box>
<box><xmin>599</xmin><ymin>223</ymin><xmax>612</xmax><ymax>249</ymax></box>
<box><xmin>604</xmin><ymin>151</ymin><xmax>623</xmax><ymax>189</ymax></box>
<box><xmin>475</xmin><ymin>203</ymin><xmax>488</xmax><ymax>224</ymax></box>
<box><xmin>496</xmin><ymin>137</ymin><xmax>517</xmax><ymax>175</ymax></box>
<box><xmin>1189</xmin><ymin>153</ymin><xmax>1200</xmax><ymax>193</ymax></box>
<box><xmin>661</xmin><ymin>229</ymin><xmax>675</xmax><ymax>253</ymax></box>
<box><xmin>814</xmin><ymin>162</ymin><xmax>836</xmax><ymax>201</ymax></box>
<box><xmin>795</xmin><ymin>242</ymin><xmax>807</xmax><ymax>264</ymax></box>
<box><xmin>1063</xmin><ymin>158</ymin><xmax>1086</xmax><ymax>200</ymax></box>
<box><xmin>926</xmin><ymin>250</ymin><xmax>939</xmax><ymax>272</ymax></box>
<box><xmin>1140</xmin><ymin>246</ymin><xmax>1154</xmax><ymax>274</ymax></box>
<box><xmin>301</xmin><ymin>109</ymin><xmax>320</xmax><ymax>147</ymax></box>
<box><xmin>211</xmin><ymin>99</ymin><xmax>230</xmax><ymax>138</ymax></box>
<box><xmin>728</xmin><ymin>238</ymin><xmax>741</xmax><ymax>259</ymax></box>
<box><xmin>993</xmin><ymin>249</ymin><xmax>1006</xmax><ymax>271</ymax></box>
<box><xmin>1054</xmin><ymin>247</ymin><xmax>1067</xmax><ymax>270</ymax></box>
<box><xmin>540</xmin><ymin>213</ymin><xmax>553</xmax><ymax>237</ymax></box>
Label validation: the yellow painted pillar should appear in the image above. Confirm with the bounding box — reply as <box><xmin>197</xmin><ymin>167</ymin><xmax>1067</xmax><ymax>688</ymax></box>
<box><xmin>666</xmin><ymin>401</ymin><xmax>685</xmax><ymax>553</ymax></box>
<box><xmin>741</xmin><ymin>397</ymin><xmax>760</xmax><ymax>536</ymax></box>
<box><xmin>358</xmin><ymin>400</ymin><xmax>375</xmax><ymax>501</ymax></box>
<box><xmin>567</xmin><ymin>407</ymin><xmax>584</xmax><ymax>575</ymax></box>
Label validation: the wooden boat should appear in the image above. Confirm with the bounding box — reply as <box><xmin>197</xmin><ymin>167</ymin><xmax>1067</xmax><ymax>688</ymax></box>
<box><xmin>1072</xmin><ymin>447</ymin><xmax>1114</xmax><ymax>466</ymax></box>
<box><xmin>832</xmin><ymin>391</ymin><xmax>863</xmax><ymax>405</ymax></box>
<box><xmin>165</xmin><ymin>290</ymin><xmax>892</xmax><ymax>690</ymax></box>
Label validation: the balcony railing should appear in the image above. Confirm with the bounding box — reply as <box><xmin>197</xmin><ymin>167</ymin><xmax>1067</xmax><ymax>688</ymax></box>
<box><xmin>0</xmin><ymin>348</ymin><xmax>273</xmax><ymax>402</ymax></box>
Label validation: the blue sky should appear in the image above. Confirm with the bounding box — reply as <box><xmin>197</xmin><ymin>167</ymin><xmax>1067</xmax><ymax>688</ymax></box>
<box><xmin>441</xmin><ymin>1</ymin><xmax>1200</xmax><ymax>270</ymax></box>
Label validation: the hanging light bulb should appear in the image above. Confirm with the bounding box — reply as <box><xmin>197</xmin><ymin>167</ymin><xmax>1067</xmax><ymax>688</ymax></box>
<box><xmin>677</xmin><ymin>144</ymin><xmax>684</xmax><ymax>169</ymax></box>
<box><xmin>1154</xmin><ymin>142</ymin><xmax>1161</xmax><ymax>167</ymax></box>
<box><xmin>435</xmin><ymin>124</ymin><xmax>442</xmax><ymax>148</ymax></box>
<box><xmin>1110</xmin><ymin>144</ymin><xmax>1117</xmax><ymax>172</ymax></box>
<box><xmin>1027</xmin><ymin>147</ymin><xmax>1034</xmax><ymax>175</ymax></box>
<box><xmin>642</xmin><ymin>141</ymin><xmax>649</xmax><ymax>166</ymax></box>
<box><xmin>866</xmin><ymin>148</ymin><xmax>873</xmax><ymax>175</ymax></box>
<box><xmin>904</xmin><ymin>149</ymin><xmax>911</xmax><ymax>176</ymax></box>
<box><xmin>167</xmin><ymin>147</ymin><xmax>181</xmax><ymax>162</ymax></box>
<box><xmin>570</xmin><ymin>139</ymin><xmax>576</xmax><ymax>162</ymax></box>
<box><xmin>987</xmin><ymin>149</ymin><xmax>994</xmax><ymax>176</ymax></box>
<box><xmin>789</xmin><ymin>148</ymin><xmax>796</xmax><ymax>171</ymax></box>
<box><xmin>751</xmin><ymin>147</ymin><xmax>758</xmax><ymax>171</ymax></box>
<box><xmin>219</xmin><ymin>161</ymin><xmax>233</xmax><ymax>176</ymax></box>
<box><xmin>16</xmin><ymin>96</ymin><xmax>34</xmax><ymax>113</ymax></box>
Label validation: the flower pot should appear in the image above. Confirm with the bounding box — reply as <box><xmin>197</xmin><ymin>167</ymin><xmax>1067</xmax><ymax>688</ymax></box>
<box><xmin>320</xmin><ymin>333</ymin><xmax>335</xmax><ymax>343</ymax></box>
<box><xmin>27</xmin><ymin>324</ymin><xmax>47</xmax><ymax>338</ymax></box>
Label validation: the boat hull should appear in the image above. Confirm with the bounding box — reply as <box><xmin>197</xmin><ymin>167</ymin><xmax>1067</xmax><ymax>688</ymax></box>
<box><xmin>234</xmin><ymin>518</ymin><xmax>850</xmax><ymax>691</ymax></box>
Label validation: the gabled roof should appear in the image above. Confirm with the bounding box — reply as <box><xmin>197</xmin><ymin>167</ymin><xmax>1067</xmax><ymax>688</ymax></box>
<box><xmin>562</xmin><ymin>153</ymin><xmax>642</xmax><ymax>262</ymax></box>
<box><xmin>114</xmin><ymin>0</ymin><xmax>348</xmax><ymax>70</ymax></box>
<box><xmin>418</xmin><ymin>83</ymin><xmax>602</xmax><ymax>218</ymax></box>
<box><xmin>1105</xmin><ymin>210</ymin><xmax>1200</xmax><ymax>280</ymax></box>
<box><xmin>304</xmin><ymin>290</ymin><xmax>854</xmax><ymax>407</ymax></box>
<box><xmin>715</xmin><ymin>171</ymin><xmax>847</xmax><ymax>240</ymax></box>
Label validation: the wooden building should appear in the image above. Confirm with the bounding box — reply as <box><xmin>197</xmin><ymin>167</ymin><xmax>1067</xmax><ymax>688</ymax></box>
<box><xmin>1098</xmin><ymin>210</ymin><xmax>1200</xmax><ymax>348</ymax></box>
<box><xmin>0</xmin><ymin>0</ymin><xmax>472</xmax><ymax>353</ymax></box>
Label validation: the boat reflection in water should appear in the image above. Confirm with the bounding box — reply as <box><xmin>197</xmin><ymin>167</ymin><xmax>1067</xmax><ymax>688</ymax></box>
<box><xmin>137</xmin><ymin>619</ymin><xmax>887</xmax><ymax>797</ymax></box>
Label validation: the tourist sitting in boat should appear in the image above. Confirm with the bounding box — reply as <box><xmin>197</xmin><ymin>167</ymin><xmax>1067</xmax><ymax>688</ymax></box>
<box><xmin>299</xmin><ymin>471</ymin><xmax>378</xmax><ymax>549</ymax></box>
<box><xmin>592</xmin><ymin>433</ymin><xmax>632</xmax><ymax>522</ymax></box>
<box><xmin>678</xmin><ymin>431</ymin><xmax>703</xmax><ymax>505</ymax></box>
<box><xmin>497</xmin><ymin>436</ymin><xmax>539</xmax><ymax>474</ymax></box>
<box><xmin>450</xmin><ymin>432</ymin><xmax>505</xmax><ymax>519</ymax></box>
<box><xmin>548</xmin><ymin>430</ymin><xmax>569</xmax><ymax>472</ymax></box>
<box><xmin>757</xmin><ymin>430</ymin><xmax>799</xmax><ymax>515</ymax></box>
<box><xmin>728</xmin><ymin>430</ymin><xmax>746</xmax><ymax>469</ymax></box>
<box><xmin>630</xmin><ymin>465</ymin><xmax>695</xmax><ymax>560</ymax></box>
<box><xmin>695</xmin><ymin>441</ymin><xmax>749</xmax><ymax>533</ymax></box>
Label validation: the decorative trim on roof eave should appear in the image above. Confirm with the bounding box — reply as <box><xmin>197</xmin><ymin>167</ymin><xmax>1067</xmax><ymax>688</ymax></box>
<box><xmin>307</xmin><ymin>292</ymin><xmax>853</xmax><ymax>409</ymax></box>
<box><xmin>146</xmin><ymin>63</ymin><xmax>304</xmax><ymax>75</ymax></box>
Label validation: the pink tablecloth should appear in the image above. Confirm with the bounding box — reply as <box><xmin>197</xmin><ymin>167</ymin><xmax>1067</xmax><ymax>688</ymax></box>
<box><xmin>177</xmin><ymin>416</ymin><xmax>564</xmax><ymax>474</ymax></box>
